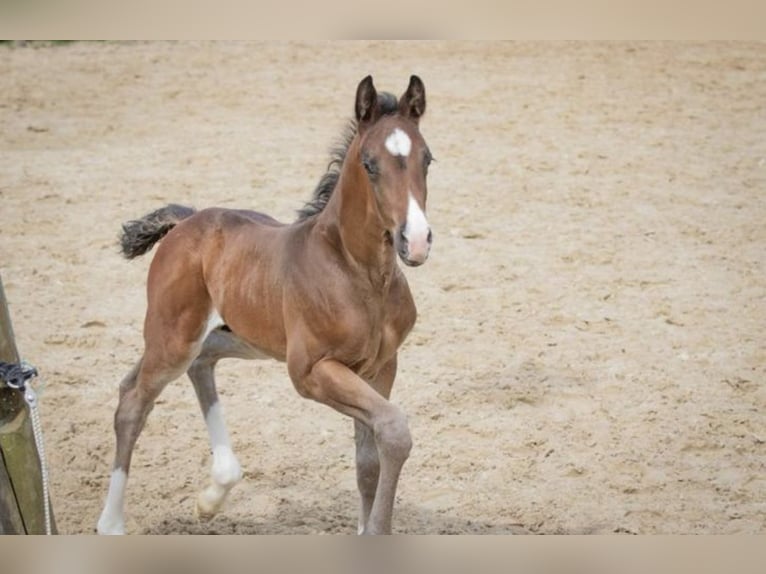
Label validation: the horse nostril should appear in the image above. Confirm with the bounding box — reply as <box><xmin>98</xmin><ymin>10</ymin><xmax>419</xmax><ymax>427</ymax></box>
<box><xmin>427</xmin><ymin>229</ymin><xmax>433</xmax><ymax>244</ymax></box>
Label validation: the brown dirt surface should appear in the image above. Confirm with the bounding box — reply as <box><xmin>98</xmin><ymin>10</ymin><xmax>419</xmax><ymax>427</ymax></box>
<box><xmin>1</xmin><ymin>41</ymin><xmax>764</xmax><ymax>534</ymax></box>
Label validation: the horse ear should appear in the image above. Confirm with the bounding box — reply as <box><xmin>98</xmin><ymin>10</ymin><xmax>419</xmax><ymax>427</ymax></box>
<box><xmin>399</xmin><ymin>75</ymin><xmax>426</xmax><ymax>123</ymax></box>
<box><xmin>355</xmin><ymin>75</ymin><xmax>379</xmax><ymax>127</ymax></box>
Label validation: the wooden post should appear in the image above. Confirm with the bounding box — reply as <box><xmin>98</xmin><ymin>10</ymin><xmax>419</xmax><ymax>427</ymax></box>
<box><xmin>0</xmin><ymin>273</ymin><xmax>56</xmax><ymax>534</ymax></box>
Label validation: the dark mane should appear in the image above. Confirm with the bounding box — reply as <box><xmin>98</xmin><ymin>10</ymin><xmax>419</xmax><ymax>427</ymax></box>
<box><xmin>296</xmin><ymin>92</ymin><xmax>399</xmax><ymax>221</ymax></box>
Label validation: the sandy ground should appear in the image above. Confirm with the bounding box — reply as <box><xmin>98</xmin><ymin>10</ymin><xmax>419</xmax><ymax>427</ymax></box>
<box><xmin>1</xmin><ymin>41</ymin><xmax>764</xmax><ymax>534</ymax></box>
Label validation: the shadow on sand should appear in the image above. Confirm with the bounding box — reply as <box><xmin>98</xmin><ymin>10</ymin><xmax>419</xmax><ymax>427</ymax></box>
<box><xmin>142</xmin><ymin>493</ymin><xmax>531</xmax><ymax>535</ymax></box>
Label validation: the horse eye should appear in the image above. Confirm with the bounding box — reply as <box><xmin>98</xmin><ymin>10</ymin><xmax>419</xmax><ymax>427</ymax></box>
<box><xmin>362</xmin><ymin>156</ymin><xmax>378</xmax><ymax>176</ymax></box>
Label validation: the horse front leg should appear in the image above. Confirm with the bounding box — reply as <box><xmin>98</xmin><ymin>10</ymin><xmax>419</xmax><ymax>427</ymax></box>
<box><xmin>354</xmin><ymin>357</ymin><xmax>397</xmax><ymax>533</ymax></box>
<box><xmin>354</xmin><ymin>420</ymin><xmax>378</xmax><ymax>534</ymax></box>
<box><xmin>291</xmin><ymin>357</ymin><xmax>411</xmax><ymax>535</ymax></box>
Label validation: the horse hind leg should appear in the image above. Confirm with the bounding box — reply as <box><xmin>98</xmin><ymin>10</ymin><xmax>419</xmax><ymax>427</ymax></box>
<box><xmin>188</xmin><ymin>336</ymin><xmax>241</xmax><ymax>521</ymax></box>
<box><xmin>97</xmin><ymin>303</ymin><xmax>218</xmax><ymax>533</ymax></box>
<box><xmin>97</xmin><ymin>347</ymin><xmax>198</xmax><ymax>534</ymax></box>
<box><xmin>97</xmin><ymin>360</ymin><xmax>142</xmax><ymax>535</ymax></box>
<box><xmin>188</xmin><ymin>327</ymin><xmax>263</xmax><ymax>520</ymax></box>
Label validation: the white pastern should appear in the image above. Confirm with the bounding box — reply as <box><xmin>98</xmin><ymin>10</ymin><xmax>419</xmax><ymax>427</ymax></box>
<box><xmin>403</xmin><ymin>194</ymin><xmax>431</xmax><ymax>262</ymax></box>
<box><xmin>385</xmin><ymin>128</ymin><xmax>411</xmax><ymax>157</ymax></box>
<box><xmin>97</xmin><ymin>468</ymin><xmax>128</xmax><ymax>535</ymax></box>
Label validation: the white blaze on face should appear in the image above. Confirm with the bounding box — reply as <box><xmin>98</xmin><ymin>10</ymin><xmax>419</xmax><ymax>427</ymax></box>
<box><xmin>403</xmin><ymin>194</ymin><xmax>431</xmax><ymax>263</ymax></box>
<box><xmin>385</xmin><ymin>128</ymin><xmax>411</xmax><ymax>157</ymax></box>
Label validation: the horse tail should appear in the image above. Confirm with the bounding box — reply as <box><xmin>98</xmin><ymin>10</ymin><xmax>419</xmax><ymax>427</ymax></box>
<box><xmin>119</xmin><ymin>204</ymin><xmax>197</xmax><ymax>260</ymax></box>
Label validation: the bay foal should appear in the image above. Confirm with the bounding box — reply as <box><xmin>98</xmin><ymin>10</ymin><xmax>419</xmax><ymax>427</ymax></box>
<box><xmin>97</xmin><ymin>75</ymin><xmax>433</xmax><ymax>535</ymax></box>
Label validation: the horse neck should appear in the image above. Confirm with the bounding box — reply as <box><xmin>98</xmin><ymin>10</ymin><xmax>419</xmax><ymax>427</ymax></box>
<box><xmin>319</xmin><ymin>141</ymin><xmax>395</xmax><ymax>277</ymax></box>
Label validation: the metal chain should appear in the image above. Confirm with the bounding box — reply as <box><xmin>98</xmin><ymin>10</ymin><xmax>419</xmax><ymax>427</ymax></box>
<box><xmin>0</xmin><ymin>360</ymin><xmax>38</xmax><ymax>390</ymax></box>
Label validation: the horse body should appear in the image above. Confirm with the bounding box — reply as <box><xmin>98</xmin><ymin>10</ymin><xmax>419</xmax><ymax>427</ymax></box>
<box><xmin>98</xmin><ymin>75</ymin><xmax>431</xmax><ymax>535</ymax></box>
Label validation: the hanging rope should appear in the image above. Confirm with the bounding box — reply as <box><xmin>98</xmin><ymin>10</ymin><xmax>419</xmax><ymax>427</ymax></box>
<box><xmin>0</xmin><ymin>360</ymin><xmax>52</xmax><ymax>535</ymax></box>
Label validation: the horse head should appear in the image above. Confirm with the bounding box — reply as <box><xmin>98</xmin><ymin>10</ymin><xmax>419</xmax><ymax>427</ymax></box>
<box><xmin>354</xmin><ymin>75</ymin><xmax>433</xmax><ymax>267</ymax></box>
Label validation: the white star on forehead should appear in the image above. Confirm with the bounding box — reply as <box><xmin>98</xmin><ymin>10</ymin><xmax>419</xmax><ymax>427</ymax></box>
<box><xmin>385</xmin><ymin>128</ymin><xmax>411</xmax><ymax>157</ymax></box>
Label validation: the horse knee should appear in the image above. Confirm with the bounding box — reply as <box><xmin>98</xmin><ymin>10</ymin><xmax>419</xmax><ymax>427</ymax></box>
<box><xmin>374</xmin><ymin>409</ymin><xmax>412</xmax><ymax>462</ymax></box>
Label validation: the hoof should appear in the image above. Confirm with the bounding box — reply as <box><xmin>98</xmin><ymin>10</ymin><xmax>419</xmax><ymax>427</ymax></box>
<box><xmin>195</xmin><ymin>502</ymin><xmax>218</xmax><ymax>521</ymax></box>
<box><xmin>195</xmin><ymin>485</ymin><xmax>226</xmax><ymax>521</ymax></box>
<box><xmin>96</xmin><ymin>516</ymin><xmax>125</xmax><ymax>535</ymax></box>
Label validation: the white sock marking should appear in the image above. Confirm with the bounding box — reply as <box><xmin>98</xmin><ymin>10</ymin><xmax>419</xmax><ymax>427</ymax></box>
<box><xmin>205</xmin><ymin>402</ymin><xmax>241</xmax><ymax>487</ymax></box>
<box><xmin>97</xmin><ymin>468</ymin><xmax>127</xmax><ymax>534</ymax></box>
<box><xmin>198</xmin><ymin>402</ymin><xmax>241</xmax><ymax>517</ymax></box>
<box><xmin>205</xmin><ymin>402</ymin><xmax>230</xmax><ymax>448</ymax></box>
<box><xmin>385</xmin><ymin>128</ymin><xmax>411</xmax><ymax>157</ymax></box>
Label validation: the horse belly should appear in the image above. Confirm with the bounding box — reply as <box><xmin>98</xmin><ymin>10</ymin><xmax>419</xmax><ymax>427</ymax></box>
<box><xmin>205</xmin><ymin>244</ymin><xmax>288</xmax><ymax>360</ymax></box>
<box><xmin>218</xmin><ymin>291</ymin><xmax>287</xmax><ymax>361</ymax></box>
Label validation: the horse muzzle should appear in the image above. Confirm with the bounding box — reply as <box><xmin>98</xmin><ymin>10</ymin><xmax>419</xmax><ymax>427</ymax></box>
<box><xmin>395</xmin><ymin>194</ymin><xmax>432</xmax><ymax>266</ymax></box>
<box><xmin>396</xmin><ymin>226</ymin><xmax>432</xmax><ymax>267</ymax></box>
